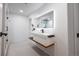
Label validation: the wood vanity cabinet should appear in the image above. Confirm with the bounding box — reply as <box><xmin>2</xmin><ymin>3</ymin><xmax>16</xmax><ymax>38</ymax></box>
<box><xmin>30</xmin><ymin>34</ymin><xmax>55</xmax><ymax>56</ymax></box>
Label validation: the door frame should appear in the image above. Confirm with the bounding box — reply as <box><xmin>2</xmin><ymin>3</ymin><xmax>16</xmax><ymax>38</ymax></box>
<box><xmin>1</xmin><ymin>3</ymin><xmax>6</xmax><ymax>56</ymax></box>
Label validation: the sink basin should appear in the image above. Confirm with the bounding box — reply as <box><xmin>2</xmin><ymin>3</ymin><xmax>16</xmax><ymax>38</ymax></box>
<box><xmin>31</xmin><ymin>31</ymin><xmax>55</xmax><ymax>38</ymax></box>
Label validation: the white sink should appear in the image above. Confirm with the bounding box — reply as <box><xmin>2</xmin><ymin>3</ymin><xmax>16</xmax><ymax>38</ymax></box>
<box><xmin>31</xmin><ymin>31</ymin><xmax>54</xmax><ymax>37</ymax></box>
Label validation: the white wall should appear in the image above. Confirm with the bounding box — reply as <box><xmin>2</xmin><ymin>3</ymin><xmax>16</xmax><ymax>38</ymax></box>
<box><xmin>29</xmin><ymin>3</ymin><xmax>68</xmax><ymax>56</ymax></box>
<box><xmin>8</xmin><ymin>14</ymin><xmax>30</xmax><ymax>43</ymax></box>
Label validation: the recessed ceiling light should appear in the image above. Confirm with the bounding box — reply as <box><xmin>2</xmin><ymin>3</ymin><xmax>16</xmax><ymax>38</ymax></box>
<box><xmin>20</xmin><ymin>10</ymin><xmax>23</xmax><ymax>13</ymax></box>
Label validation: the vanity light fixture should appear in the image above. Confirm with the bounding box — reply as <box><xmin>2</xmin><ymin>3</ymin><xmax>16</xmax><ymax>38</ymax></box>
<box><xmin>20</xmin><ymin>10</ymin><xmax>23</xmax><ymax>13</ymax></box>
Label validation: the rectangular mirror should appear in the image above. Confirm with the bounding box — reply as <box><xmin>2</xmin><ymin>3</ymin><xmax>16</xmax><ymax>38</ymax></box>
<box><xmin>35</xmin><ymin>11</ymin><xmax>54</xmax><ymax>28</ymax></box>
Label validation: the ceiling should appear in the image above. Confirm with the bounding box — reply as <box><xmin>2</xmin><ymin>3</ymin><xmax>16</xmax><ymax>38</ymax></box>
<box><xmin>8</xmin><ymin>3</ymin><xmax>44</xmax><ymax>16</ymax></box>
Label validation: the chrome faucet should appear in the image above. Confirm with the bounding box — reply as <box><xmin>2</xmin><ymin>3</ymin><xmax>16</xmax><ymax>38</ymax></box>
<box><xmin>41</xmin><ymin>29</ymin><xmax>44</xmax><ymax>33</ymax></box>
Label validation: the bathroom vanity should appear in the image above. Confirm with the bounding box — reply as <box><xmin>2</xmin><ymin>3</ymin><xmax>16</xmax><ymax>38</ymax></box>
<box><xmin>30</xmin><ymin>31</ymin><xmax>55</xmax><ymax>56</ymax></box>
<box><xmin>31</xmin><ymin>32</ymin><xmax>55</xmax><ymax>48</ymax></box>
<box><xmin>30</xmin><ymin>10</ymin><xmax>55</xmax><ymax>55</ymax></box>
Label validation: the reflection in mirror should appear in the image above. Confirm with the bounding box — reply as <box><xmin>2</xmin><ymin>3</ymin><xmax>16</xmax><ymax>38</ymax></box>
<box><xmin>35</xmin><ymin>11</ymin><xmax>54</xmax><ymax>28</ymax></box>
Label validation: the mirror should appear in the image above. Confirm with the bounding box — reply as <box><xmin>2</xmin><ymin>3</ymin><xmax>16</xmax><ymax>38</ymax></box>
<box><xmin>35</xmin><ymin>11</ymin><xmax>54</xmax><ymax>28</ymax></box>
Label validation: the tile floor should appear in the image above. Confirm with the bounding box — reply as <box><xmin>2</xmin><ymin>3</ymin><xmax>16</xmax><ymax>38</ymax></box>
<box><xmin>7</xmin><ymin>39</ymin><xmax>49</xmax><ymax>56</ymax></box>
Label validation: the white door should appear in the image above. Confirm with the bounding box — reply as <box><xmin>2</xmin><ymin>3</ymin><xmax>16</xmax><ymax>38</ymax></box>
<box><xmin>0</xmin><ymin>3</ymin><xmax>8</xmax><ymax>56</ymax></box>
<box><xmin>74</xmin><ymin>3</ymin><xmax>79</xmax><ymax>56</ymax></box>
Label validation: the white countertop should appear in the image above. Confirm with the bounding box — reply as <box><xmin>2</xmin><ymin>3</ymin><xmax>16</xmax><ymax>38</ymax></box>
<box><xmin>31</xmin><ymin>31</ymin><xmax>54</xmax><ymax>36</ymax></box>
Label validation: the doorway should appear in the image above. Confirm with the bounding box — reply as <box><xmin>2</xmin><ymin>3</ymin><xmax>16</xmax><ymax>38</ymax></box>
<box><xmin>0</xmin><ymin>3</ymin><xmax>8</xmax><ymax>56</ymax></box>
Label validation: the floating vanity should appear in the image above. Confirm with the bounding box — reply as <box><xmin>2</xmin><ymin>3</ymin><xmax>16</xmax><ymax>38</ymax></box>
<box><xmin>30</xmin><ymin>32</ymin><xmax>55</xmax><ymax>56</ymax></box>
<box><xmin>30</xmin><ymin>30</ymin><xmax>55</xmax><ymax>48</ymax></box>
<box><xmin>30</xmin><ymin>32</ymin><xmax>55</xmax><ymax>48</ymax></box>
<box><xmin>30</xmin><ymin>38</ymin><xmax>55</xmax><ymax>48</ymax></box>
